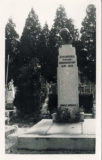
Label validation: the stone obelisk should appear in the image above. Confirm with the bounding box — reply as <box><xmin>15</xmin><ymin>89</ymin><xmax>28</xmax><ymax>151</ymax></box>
<box><xmin>57</xmin><ymin>28</ymin><xmax>79</xmax><ymax>122</ymax></box>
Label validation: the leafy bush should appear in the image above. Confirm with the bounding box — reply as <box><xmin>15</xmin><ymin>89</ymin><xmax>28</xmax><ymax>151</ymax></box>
<box><xmin>53</xmin><ymin>106</ymin><xmax>80</xmax><ymax>123</ymax></box>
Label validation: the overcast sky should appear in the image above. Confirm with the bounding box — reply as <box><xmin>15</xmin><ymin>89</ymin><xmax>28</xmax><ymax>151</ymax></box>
<box><xmin>1</xmin><ymin>0</ymin><xmax>96</xmax><ymax>36</ymax></box>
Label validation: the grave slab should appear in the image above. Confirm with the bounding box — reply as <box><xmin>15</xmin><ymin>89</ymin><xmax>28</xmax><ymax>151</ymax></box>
<box><xmin>17</xmin><ymin>119</ymin><xmax>95</xmax><ymax>152</ymax></box>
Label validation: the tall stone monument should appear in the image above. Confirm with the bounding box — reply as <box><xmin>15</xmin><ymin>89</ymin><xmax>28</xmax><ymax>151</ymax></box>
<box><xmin>57</xmin><ymin>28</ymin><xmax>79</xmax><ymax>122</ymax></box>
<box><xmin>17</xmin><ymin>29</ymin><xmax>95</xmax><ymax>153</ymax></box>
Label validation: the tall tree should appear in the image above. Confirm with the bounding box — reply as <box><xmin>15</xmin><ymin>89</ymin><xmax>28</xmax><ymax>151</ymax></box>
<box><xmin>14</xmin><ymin>8</ymin><xmax>43</xmax><ymax>117</ymax></box>
<box><xmin>14</xmin><ymin>58</ymin><xmax>41</xmax><ymax>116</ymax></box>
<box><xmin>37</xmin><ymin>23</ymin><xmax>50</xmax><ymax>80</ymax></box>
<box><xmin>5</xmin><ymin>19</ymin><xmax>19</xmax><ymax>84</ymax></box>
<box><xmin>20</xmin><ymin>8</ymin><xmax>41</xmax><ymax>64</ymax></box>
<box><xmin>80</xmin><ymin>4</ymin><xmax>96</xmax><ymax>83</ymax></box>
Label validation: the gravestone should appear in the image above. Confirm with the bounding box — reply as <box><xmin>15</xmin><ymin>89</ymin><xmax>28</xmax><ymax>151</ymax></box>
<box><xmin>17</xmin><ymin>28</ymin><xmax>95</xmax><ymax>153</ymax></box>
<box><xmin>56</xmin><ymin>28</ymin><xmax>79</xmax><ymax>122</ymax></box>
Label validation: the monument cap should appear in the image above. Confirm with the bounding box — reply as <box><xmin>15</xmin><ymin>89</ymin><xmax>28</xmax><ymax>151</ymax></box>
<box><xmin>59</xmin><ymin>28</ymin><xmax>72</xmax><ymax>44</ymax></box>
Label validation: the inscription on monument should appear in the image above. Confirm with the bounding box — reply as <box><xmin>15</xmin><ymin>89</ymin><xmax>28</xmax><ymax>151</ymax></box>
<box><xmin>59</xmin><ymin>55</ymin><xmax>76</xmax><ymax>68</ymax></box>
<box><xmin>60</xmin><ymin>104</ymin><xmax>77</xmax><ymax>107</ymax></box>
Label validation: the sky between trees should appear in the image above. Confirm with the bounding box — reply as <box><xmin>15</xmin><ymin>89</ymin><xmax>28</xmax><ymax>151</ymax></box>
<box><xmin>1</xmin><ymin>0</ymin><xmax>96</xmax><ymax>36</ymax></box>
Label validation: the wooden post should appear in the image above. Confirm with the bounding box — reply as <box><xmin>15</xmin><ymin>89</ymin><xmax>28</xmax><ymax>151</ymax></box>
<box><xmin>6</xmin><ymin>54</ymin><xmax>9</xmax><ymax>88</ymax></box>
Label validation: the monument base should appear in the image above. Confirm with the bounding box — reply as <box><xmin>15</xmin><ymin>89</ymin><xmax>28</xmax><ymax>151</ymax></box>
<box><xmin>54</xmin><ymin>106</ymin><xmax>80</xmax><ymax>123</ymax></box>
<box><xmin>17</xmin><ymin>119</ymin><xmax>95</xmax><ymax>153</ymax></box>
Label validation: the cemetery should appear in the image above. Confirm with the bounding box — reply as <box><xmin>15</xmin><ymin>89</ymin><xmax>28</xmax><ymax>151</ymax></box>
<box><xmin>5</xmin><ymin>4</ymin><xmax>96</xmax><ymax>154</ymax></box>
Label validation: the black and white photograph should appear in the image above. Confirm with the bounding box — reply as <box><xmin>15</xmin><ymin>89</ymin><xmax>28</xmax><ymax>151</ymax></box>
<box><xmin>0</xmin><ymin>0</ymin><xmax>101</xmax><ymax>158</ymax></box>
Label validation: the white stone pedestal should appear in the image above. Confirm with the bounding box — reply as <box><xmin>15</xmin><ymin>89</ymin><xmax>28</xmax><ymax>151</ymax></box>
<box><xmin>17</xmin><ymin>119</ymin><xmax>95</xmax><ymax>153</ymax></box>
<box><xmin>57</xmin><ymin>44</ymin><xmax>79</xmax><ymax>120</ymax></box>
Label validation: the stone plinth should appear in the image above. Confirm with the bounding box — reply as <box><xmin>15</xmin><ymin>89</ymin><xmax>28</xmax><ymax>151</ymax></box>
<box><xmin>57</xmin><ymin>44</ymin><xmax>79</xmax><ymax>121</ymax></box>
<box><xmin>17</xmin><ymin>119</ymin><xmax>95</xmax><ymax>153</ymax></box>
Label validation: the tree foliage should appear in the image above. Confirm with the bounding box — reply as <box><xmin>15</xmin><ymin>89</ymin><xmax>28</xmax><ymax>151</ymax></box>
<box><xmin>37</xmin><ymin>23</ymin><xmax>51</xmax><ymax>80</ymax></box>
<box><xmin>14</xmin><ymin>58</ymin><xmax>41</xmax><ymax>115</ymax></box>
<box><xmin>47</xmin><ymin>5</ymin><xmax>79</xmax><ymax>82</ymax></box>
<box><xmin>20</xmin><ymin>8</ymin><xmax>41</xmax><ymax>64</ymax></box>
<box><xmin>53</xmin><ymin>5</ymin><xmax>79</xmax><ymax>43</ymax></box>
<box><xmin>5</xmin><ymin>5</ymin><xmax>96</xmax><ymax>117</ymax></box>
<box><xmin>14</xmin><ymin>9</ymin><xmax>43</xmax><ymax>116</ymax></box>
<box><xmin>80</xmin><ymin>4</ymin><xmax>96</xmax><ymax>83</ymax></box>
<box><xmin>5</xmin><ymin>19</ymin><xmax>19</xmax><ymax>83</ymax></box>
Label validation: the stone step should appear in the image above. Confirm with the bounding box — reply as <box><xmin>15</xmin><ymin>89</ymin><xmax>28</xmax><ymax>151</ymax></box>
<box><xmin>17</xmin><ymin>119</ymin><xmax>95</xmax><ymax>153</ymax></box>
<box><xmin>17</xmin><ymin>135</ymin><xmax>95</xmax><ymax>152</ymax></box>
<box><xmin>5</xmin><ymin>125</ymin><xmax>18</xmax><ymax>137</ymax></box>
<box><xmin>84</xmin><ymin>114</ymin><xmax>93</xmax><ymax>119</ymax></box>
